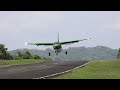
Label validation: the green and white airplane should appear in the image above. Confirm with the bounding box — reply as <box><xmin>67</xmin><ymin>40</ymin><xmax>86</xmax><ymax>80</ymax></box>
<box><xmin>25</xmin><ymin>33</ymin><xmax>91</xmax><ymax>56</ymax></box>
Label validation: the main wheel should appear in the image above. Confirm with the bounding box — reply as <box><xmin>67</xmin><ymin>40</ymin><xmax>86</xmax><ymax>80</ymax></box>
<box><xmin>49</xmin><ymin>52</ymin><xmax>51</xmax><ymax>56</ymax></box>
<box><xmin>65</xmin><ymin>51</ymin><xmax>67</xmax><ymax>55</ymax></box>
<box><xmin>56</xmin><ymin>53</ymin><xmax>58</xmax><ymax>55</ymax></box>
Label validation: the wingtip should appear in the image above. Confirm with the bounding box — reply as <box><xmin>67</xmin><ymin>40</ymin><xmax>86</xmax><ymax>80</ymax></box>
<box><xmin>25</xmin><ymin>42</ymin><xmax>28</xmax><ymax>45</ymax></box>
<box><xmin>88</xmin><ymin>38</ymin><xmax>92</xmax><ymax>40</ymax></box>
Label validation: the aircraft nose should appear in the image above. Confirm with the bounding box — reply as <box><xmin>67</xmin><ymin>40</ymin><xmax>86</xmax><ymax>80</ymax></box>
<box><xmin>54</xmin><ymin>45</ymin><xmax>58</xmax><ymax>46</ymax></box>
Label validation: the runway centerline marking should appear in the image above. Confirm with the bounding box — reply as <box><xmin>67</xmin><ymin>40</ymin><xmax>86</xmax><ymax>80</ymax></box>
<box><xmin>53</xmin><ymin>63</ymin><xmax>59</xmax><ymax>65</ymax></box>
<box><xmin>8</xmin><ymin>68</ymin><xmax>26</xmax><ymax>72</ymax></box>
<box><xmin>35</xmin><ymin>65</ymin><xmax>47</xmax><ymax>67</ymax></box>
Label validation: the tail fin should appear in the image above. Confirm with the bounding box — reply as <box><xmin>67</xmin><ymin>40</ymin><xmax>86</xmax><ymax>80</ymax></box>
<box><xmin>58</xmin><ymin>32</ymin><xmax>59</xmax><ymax>42</ymax></box>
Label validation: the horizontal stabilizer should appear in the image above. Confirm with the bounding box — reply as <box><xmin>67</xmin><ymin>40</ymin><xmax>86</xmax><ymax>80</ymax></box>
<box><xmin>87</xmin><ymin>38</ymin><xmax>92</xmax><ymax>40</ymax></box>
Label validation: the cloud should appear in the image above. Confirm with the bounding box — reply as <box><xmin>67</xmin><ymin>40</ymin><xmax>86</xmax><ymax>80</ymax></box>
<box><xmin>0</xmin><ymin>11</ymin><xmax>120</xmax><ymax>50</ymax></box>
<box><xmin>99</xmin><ymin>21</ymin><xmax>120</xmax><ymax>33</ymax></box>
<box><xmin>0</xmin><ymin>11</ymin><xmax>65</xmax><ymax>34</ymax></box>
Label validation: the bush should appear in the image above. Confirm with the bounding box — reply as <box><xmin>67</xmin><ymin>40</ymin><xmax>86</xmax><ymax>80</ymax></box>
<box><xmin>32</xmin><ymin>55</ymin><xmax>41</xmax><ymax>59</ymax></box>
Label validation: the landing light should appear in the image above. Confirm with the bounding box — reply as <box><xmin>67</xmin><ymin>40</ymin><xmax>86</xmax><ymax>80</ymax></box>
<box><xmin>25</xmin><ymin>42</ymin><xmax>28</xmax><ymax>45</ymax></box>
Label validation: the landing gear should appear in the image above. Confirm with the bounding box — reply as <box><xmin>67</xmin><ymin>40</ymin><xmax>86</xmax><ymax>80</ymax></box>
<box><xmin>56</xmin><ymin>53</ymin><xmax>58</xmax><ymax>55</ymax></box>
<box><xmin>55</xmin><ymin>51</ymin><xmax>58</xmax><ymax>55</ymax></box>
<box><xmin>49</xmin><ymin>52</ymin><xmax>51</xmax><ymax>56</ymax></box>
<box><xmin>65</xmin><ymin>51</ymin><xmax>67</xmax><ymax>55</ymax></box>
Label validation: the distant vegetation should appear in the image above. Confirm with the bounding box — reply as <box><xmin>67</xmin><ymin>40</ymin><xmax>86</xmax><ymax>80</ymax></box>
<box><xmin>117</xmin><ymin>48</ymin><xmax>120</xmax><ymax>59</ymax></box>
<box><xmin>0</xmin><ymin>44</ymin><xmax>13</xmax><ymax>60</ymax></box>
<box><xmin>9</xmin><ymin>46</ymin><xmax>118</xmax><ymax>61</ymax></box>
<box><xmin>0</xmin><ymin>43</ymin><xmax>119</xmax><ymax>61</ymax></box>
<box><xmin>13</xmin><ymin>51</ymin><xmax>41</xmax><ymax>60</ymax></box>
<box><xmin>0</xmin><ymin>44</ymin><xmax>51</xmax><ymax>60</ymax></box>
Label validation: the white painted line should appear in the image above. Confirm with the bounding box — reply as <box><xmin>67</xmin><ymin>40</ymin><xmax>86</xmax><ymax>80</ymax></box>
<box><xmin>35</xmin><ymin>65</ymin><xmax>47</xmax><ymax>68</ymax></box>
<box><xmin>35</xmin><ymin>66</ymin><xmax>43</xmax><ymax>68</ymax></box>
<box><xmin>73</xmin><ymin>61</ymin><xmax>91</xmax><ymax>70</ymax></box>
<box><xmin>32</xmin><ymin>61</ymin><xmax>91</xmax><ymax>79</ymax></box>
<box><xmin>60</xmin><ymin>61</ymin><xmax>65</xmax><ymax>63</ymax></box>
<box><xmin>8</xmin><ymin>68</ymin><xmax>25</xmax><ymax>72</ymax></box>
<box><xmin>53</xmin><ymin>63</ymin><xmax>58</xmax><ymax>65</ymax></box>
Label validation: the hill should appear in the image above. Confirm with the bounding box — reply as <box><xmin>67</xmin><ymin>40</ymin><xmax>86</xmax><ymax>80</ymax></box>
<box><xmin>9</xmin><ymin>46</ymin><xmax>118</xmax><ymax>61</ymax></box>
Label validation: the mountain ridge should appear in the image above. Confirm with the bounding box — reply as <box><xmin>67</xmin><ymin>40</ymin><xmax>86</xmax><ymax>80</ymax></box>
<box><xmin>9</xmin><ymin>45</ymin><xmax>118</xmax><ymax>61</ymax></box>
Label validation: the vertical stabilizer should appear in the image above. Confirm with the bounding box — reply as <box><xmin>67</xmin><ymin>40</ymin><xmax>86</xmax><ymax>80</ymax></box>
<box><xmin>58</xmin><ymin>32</ymin><xmax>59</xmax><ymax>42</ymax></box>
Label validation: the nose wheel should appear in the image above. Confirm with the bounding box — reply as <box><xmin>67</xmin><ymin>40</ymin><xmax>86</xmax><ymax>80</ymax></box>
<box><xmin>55</xmin><ymin>51</ymin><xmax>58</xmax><ymax>55</ymax></box>
<box><xmin>65</xmin><ymin>51</ymin><xmax>67</xmax><ymax>55</ymax></box>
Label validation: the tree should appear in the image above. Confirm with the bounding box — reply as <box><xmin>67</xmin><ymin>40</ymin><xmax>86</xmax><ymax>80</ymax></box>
<box><xmin>32</xmin><ymin>55</ymin><xmax>41</xmax><ymax>59</ymax></box>
<box><xmin>0</xmin><ymin>44</ymin><xmax>12</xmax><ymax>60</ymax></box>
<box><xmin>17</xmin><ymin>51</ymin><xmax>23</xmax><ymax>59</ymax></box>
<box><xmin>0</xmin><ymin>44</ymin><xmax>5</xmax><ymax>59</ymax></box>
<box><xmin>23</xmin><ymin>51</ymin><xmax>32</xmax><ymax>59</ymax></box>
<box><xmin>12</xmin><ymin>54</ymin><xmax>19</xmax><ymax>60</ymax></box>
<box><xmin>117</xmin><ymin>48</ymin><xmax>120</xmax><ymax>59</ymax></box>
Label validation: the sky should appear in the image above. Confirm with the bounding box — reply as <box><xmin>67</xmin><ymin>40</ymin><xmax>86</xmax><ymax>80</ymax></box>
<box><xmin>0</xmin><ymin>11</ymin><xmax>120</xmax><ymax>51</ymax></box>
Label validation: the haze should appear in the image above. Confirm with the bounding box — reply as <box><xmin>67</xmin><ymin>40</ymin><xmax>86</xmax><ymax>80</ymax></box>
<box><xmin>0</xmin><ymin>11</ymin><xmax>120</xmax><ymax>51</ymax></box>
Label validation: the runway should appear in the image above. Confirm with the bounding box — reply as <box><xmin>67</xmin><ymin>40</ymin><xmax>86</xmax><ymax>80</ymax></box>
<box><xmin>0</xmin><ymin>61</ymin><xmax>88</xmax><ymax>79</ymax></box>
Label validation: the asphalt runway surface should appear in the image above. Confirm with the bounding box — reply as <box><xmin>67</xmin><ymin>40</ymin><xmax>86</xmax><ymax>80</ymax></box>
<box><xmin>0</xmin><ymin>61</ymin><xmax>88</xmax><ymax>79</ymax></box>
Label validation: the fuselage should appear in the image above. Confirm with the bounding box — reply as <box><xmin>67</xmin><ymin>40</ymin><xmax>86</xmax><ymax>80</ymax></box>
<box><xmin>53</xmin><ymin>42</ymin><xmax>62</xmax><ymax>54</ymax></box>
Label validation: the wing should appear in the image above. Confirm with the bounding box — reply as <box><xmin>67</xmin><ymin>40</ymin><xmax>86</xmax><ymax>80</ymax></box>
<box><xmin>60</xmin><ymin>38</ymin><xmax>91</xmax><ymax>45</ymax></box>
<box><xmin>25</xmin><ymin>42</ymin><xmax>54</xmax><ymax>46</ymax></box>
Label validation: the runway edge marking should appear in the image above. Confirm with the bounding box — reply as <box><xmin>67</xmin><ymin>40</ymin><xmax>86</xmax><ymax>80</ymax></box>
<box><xmin>32</xmin><ymin>61</ymin><xmax>91</xmax><ymax>79</ymax></box>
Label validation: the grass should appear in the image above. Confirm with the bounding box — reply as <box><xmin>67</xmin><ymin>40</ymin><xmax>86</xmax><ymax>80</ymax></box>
<box><xmin>57</xmin><ymin>60</ymin><xmax>120</xmax><ymax>79</ymax></box>
<box><xmin>0</xmin><ymin>59</ymin><xmax>50</xmax><ymax>68</ymax></box>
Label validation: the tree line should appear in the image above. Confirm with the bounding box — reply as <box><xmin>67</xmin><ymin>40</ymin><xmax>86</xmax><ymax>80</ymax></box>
<box><xmin>117</xmin><ymin>48</ymin><xmax>120</xmax><ymax>59</ymax></box>
<box><xmin>1</xmin><ymin>43</ymin><xmax>120</xmax><ymax>60</ymax></box>
<box><xmin>0</xmin><ymin>44</ymin><xmax>42</xmax><ymax>60</ymax></box>
<box><xmin>10</xmin><ymin>46</ymin><xmax>120</xmax><ymax>60</ymax></box>
<box><xmin>12</xmin><ymin>51</ymin><xmax>41</xmax><ymax>60</ymax></box>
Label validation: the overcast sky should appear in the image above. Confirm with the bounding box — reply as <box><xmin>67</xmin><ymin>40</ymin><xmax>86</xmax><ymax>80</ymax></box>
<box><xmin>0</xmin><ymin>11</ymin><xmax>120</xmax><ymax>51</ymax></box>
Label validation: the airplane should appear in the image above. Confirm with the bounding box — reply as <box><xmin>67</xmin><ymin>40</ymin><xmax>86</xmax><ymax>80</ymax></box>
<box><xmin>25</xmin><ymin>33</ymin><xmax>91</xmax><ymax>56</ymax></box>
